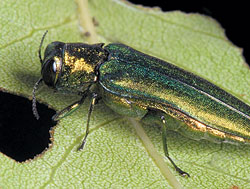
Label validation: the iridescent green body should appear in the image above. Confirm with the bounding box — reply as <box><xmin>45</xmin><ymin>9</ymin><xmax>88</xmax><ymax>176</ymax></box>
<box><xmin>33</xmin><ymin>38</ymin><xmax>250</xmax><ymax>176</ymax></box>
<box><xmin>99</xmin><ymin>44</ymin><xmax>250</xmax><ymax>144</ymax></box>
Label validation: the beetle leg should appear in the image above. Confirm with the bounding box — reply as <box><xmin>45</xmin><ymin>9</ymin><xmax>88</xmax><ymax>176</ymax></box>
<box><xmin>78</xmin><ymin>93</ymin><xmax>98</xmax><ymax>151</ymax></box>
<box><xmin>161</xmin><ymin>116</ymin><xmax>190</xmax><ymax>177</ymax></box>
<box><xmin>52</xmin><ymin>89</ymin><xmax>89</xmax><ymax>121</ymax></box>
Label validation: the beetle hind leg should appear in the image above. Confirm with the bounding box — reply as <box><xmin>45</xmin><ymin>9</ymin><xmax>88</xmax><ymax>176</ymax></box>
<box><xmin>161</xmin><ymin>116</ymin><xmax>190</xmax><ymax>177</ymax></box>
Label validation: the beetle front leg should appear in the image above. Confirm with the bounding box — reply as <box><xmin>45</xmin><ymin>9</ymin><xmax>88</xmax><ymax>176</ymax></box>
<box><xmin>52</xmin><ymin>90</ymin><xmax>89</xmax><ymax>121</ymax></box>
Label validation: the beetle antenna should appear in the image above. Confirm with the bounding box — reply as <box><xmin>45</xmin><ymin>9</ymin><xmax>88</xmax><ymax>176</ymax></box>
<box><xmin>32</xmin><ymin>78</ymin><xmax>43</xmax><ymax>120</ymax></box>
<box><xmin>38</xmin><ymin>30</ymin><xmax>48</xmax><ymax>64</ymax></box>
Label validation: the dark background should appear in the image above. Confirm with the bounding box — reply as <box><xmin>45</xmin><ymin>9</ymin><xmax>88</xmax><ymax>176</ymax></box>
<box><xmin>129</xmin><ymin>0</ymin><xmax>249</xmax><ymax>65</ymax></box>
<box><xmin>0</xmin><ymin>0</ymin><xmax>249</xmax><ymax>162</ymax></box>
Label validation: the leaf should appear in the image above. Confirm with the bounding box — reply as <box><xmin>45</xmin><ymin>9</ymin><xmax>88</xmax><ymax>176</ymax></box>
<box><xmin>0</xmin><ymin>0</ymin><xmax>250</xmax><ymax>188</ymax></box>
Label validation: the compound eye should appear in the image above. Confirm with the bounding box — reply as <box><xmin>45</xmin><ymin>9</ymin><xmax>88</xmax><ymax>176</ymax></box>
<box><xmin>42</xmin><ymin>57</ymin><xmax>62</xmax><ymax>87</ymax></box>
<box><xmin>52</xmin><ymin>61</ymin><xmax>57</xmax><ymax>73</ymax></box>
<box><xmin>52</xmin><ymin>57</ymin><xmax>62</xmax><ymax>74</ymax></box>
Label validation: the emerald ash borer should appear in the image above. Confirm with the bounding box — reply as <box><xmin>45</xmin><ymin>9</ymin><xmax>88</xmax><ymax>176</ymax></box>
<box><xmin>32</xmin><ymin>31</ymin><xmax>250</xmax><ymax>177</ymax></box>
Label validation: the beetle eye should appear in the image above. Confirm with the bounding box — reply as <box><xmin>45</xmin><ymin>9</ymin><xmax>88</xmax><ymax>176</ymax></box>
<box><xmin>42</xmin><ymin>57</ymin><xmax>62</xmax><ymax>87</ymax></box>
<box><xmin>52</xmin><ymin>61</ymin><xmax>57</xmax><ymax>73</ymax></box>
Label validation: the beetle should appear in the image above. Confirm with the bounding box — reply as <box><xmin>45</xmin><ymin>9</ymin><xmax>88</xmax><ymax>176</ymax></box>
<box><xmin>32</xmin><ymin>31</ymin><xmax>250</xmax><ymax>177</ymax></box>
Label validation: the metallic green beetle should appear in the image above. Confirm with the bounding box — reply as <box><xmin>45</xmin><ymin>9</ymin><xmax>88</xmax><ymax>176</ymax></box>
<box><xmin>33</xmin><ymin>32</ymin><xmax>250</xmax><ymax>177</ymax></box>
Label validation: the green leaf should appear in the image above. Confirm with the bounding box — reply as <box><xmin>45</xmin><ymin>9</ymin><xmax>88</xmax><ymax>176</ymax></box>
<box><xmin>0</xmin><ymin>0</ymin><xmax>250</xmax><ymax>188</ymax></box>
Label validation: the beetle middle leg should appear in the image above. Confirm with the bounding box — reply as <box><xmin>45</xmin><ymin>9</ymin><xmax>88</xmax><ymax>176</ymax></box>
<box><xmin>78</xmin><ymin>93</ymin><xmax>99</xmax><ymax>150</ymax></box>
<box><xmin>51</xmin><ymin>88</ymin><xmax>99</xmax><ymax>150</ymax></box>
